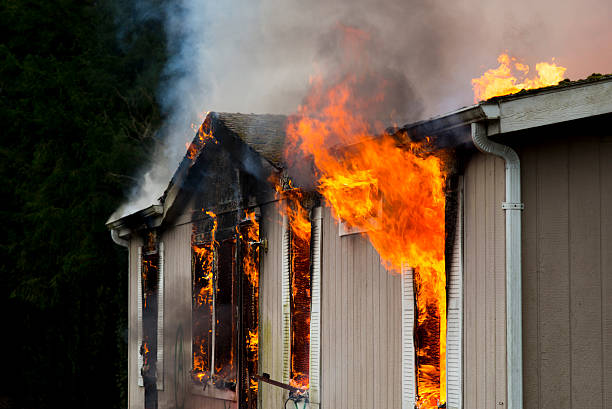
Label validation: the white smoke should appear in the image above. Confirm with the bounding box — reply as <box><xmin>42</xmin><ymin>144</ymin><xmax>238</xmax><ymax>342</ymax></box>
<box><xmin>112</xmin><ymin>0</ymin><xmax>612</xmax><ymax>221</ymax></box>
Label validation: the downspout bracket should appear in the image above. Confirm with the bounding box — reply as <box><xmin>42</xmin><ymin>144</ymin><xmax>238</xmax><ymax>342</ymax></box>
<box><xmin>502</xmin><ymin>202</ymin><xmax>524</xmax><ymax>210</ymax></box>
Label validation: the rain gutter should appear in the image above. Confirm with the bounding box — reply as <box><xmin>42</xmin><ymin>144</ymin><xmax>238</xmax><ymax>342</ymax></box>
<box><xmin>471</xmin><ymin>102</ymin><xmax>523</xmax><ymax>409</ymax></box>
<box><xmin>111</xmin><ymin>229</ymin><xmax>129</xmax><ymax>248</ymax></box>
<box><xmin>107</xmin><ymin>204</ymin><xmax>164</xmax><ymax>248</ymax></box>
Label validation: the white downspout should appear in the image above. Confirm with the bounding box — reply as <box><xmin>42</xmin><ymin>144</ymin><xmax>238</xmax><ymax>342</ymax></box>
<box><xmin>471</xmin><ymin>120</ymin><xmax>523</xmax><ymax>409</ymax></box>
<box><xmin>111</xmin><ymin>229</ymin><xmax>129</xmax><ymax>248</ymax></box>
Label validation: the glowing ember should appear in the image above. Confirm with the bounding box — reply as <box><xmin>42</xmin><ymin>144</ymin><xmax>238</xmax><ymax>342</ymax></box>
<box><xmin>472</xmin><ymin>53</ymin><xmax>567</xmax><ymax>101</ymax></box>
<box><xmin>285</xmin><ymin>68</ymin><xmax>446</xmax><ymax>406</ymax></box>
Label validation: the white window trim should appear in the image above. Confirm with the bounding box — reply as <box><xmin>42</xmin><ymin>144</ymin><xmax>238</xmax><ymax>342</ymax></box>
<box><xmin>156</xmin><ymin>242</ymin><xmax>164</xmax><ymax>390</ymax></box>
<box><xmin>281</xmin><ymin>212</ymin><xmax>292</xmax><ymax>385</ymax></box>
<box><xmin>401</xmin><ymin>263</ymin><xmax>417</xmax><ymax>408</ymax></box>
<box><xmin>309</xmin><ymin>206</ymin><xmax>322</xmax><ymax>408</ymax></box>
<box><xmin>137</xmin><ymin>246</ymin><xmax>144</xmax><ymax>387</ymax></box>
<box><xmin>446</xmin><ymin>179</ymin><xmax>464</xmax><ymax>409</ymax></box>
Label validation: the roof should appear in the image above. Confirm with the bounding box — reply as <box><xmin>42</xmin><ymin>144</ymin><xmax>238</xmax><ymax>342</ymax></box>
<box><xmin>215</xmin><ymin>112</ymin><xmax>287</xmax><ymax>167</ymax></box>
<box><xmin>485</xmin><ymin>73</ymin><xmax>612</xmax><ymax>102</ymax></box>
<box><xmin>107</xmin><ymin>75</ymin><xmax>612</xmax><ymax>232</ymax></box>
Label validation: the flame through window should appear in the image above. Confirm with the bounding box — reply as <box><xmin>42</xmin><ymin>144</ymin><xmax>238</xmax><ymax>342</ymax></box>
<box><xmin>191</xmin><ymin>210</ymin><xmax>260</xmax><ymax>408</ymax></box>
<box><xmin>282</xmin><ymin>188</ymin><xmax>314</xmax><ymax>396</ymax></box>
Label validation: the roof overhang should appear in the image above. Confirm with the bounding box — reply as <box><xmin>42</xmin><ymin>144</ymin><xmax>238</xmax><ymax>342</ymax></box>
<box><xmin>107</xmin><ymin>77</ymin><xmax>612</xmax><ymax>236</ymax></box>
<box><xmin>399</xmin><ymin>76</ymin><xmax>612</xmax><ymax>141</ymax></box>
<box><xmin>105</xmin><ymin>204</ymin><xmax>163</xmax><ymax>237</ymax></box>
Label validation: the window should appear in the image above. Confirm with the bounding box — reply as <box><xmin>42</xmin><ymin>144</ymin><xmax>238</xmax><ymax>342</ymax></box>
<box><xmin>191</xmin><ymin>210</ymin><xmax>260</xmax><ymax>407</ymax></box>
<box><xmin>401</xmin><ymin>179</ymin><xmax>463</xmax><ymax>409</ymax></box>
<box><xmin>281</xmin><ymin>193</ymin><xmax>322</xmax><ymax>406</ymax></box>
<box><xmin>137</xmin><ymin>232</ymin><xmax>164</xmax><ymax>409</ymax></box>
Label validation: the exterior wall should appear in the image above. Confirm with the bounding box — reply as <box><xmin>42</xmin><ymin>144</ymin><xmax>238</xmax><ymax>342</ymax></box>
<box><xmin>463</xmin><ymin>152</ymin><xmax>507</xmax><ymax>408</ymax></box>
<box><xmin>128</xmin><ymin>219</ymin><xmax>237</xmax><ymax>409</ymax></box>
<box><xmin>258</xmin><ymin>201</ymin><xmax>286</xmax><ymax>408</ymax></box>
<box><xmin>320</xmin><ymin>206</ymin><xmax>402</xmax><ymax>409</ymax></box>
<box><xmin>519</xmin><ymin>132</ymin><xmax>612</xmax><ymax>409</ymax></box>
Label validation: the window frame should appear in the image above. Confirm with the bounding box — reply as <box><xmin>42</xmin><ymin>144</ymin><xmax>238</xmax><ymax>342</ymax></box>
<box><xmin>137</xmin><ymin>241</ymin><xmax>164</xmax><ymax>390</ymax></box>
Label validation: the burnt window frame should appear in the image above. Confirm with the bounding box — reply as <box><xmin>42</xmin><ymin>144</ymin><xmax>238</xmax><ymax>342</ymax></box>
<box><xmin>137</xmin><ymin>240</ymin><xmax>165</xmax><ymax>391</ymax></box>
<box><xmin>400</xmin><ymin>176</ymin><xmax>464</xmax><ymax>409</ymax></box>
<box><xmin>281</xmin><ymin>201</ymin><xmax>323</xmax><ymax>405</ymax></box>
<box><xmin>190</xmin><ymin>211</ymin><xmax>261</xmax><ymax>406</ymax></box>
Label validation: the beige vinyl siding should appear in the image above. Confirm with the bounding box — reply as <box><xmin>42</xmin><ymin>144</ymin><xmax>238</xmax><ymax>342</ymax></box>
<box><xmin>129</xmin><ymin>236</ymin><xmax>144</xmax><ymax>409</ymax></box>
<box><xmin>259</xmin><ymin>202</ymin><xmax>286</xmax><ymax>408</ymax></box>
<box><xmin>157</xmin><ymin>223</ymin><xmax>192</xmax><ymax>409</ymax></box>
<box><xmin>463</xmin><ymin>152</ymin><xmax>507</xmax><ymax>409</ymax></box>
<box><xmin>520</xmin><ymin>132</ymin><xmax>612</xmax><ymax>409</ymax></box>
<box><xmin>131</xmin><ymin>220</ymin><xmax>235</xmax><ymax>409</ymax></box>
<box><xmin>320</xmin><ymin>206</ymin><xmax>402</xmax><ymax>409</ymax></box>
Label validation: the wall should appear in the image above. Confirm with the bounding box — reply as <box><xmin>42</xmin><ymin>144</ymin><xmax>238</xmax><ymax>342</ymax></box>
<box><xmin>257</xmin><ymin>203</ymin><xmax>403</xmax><ymax>409</ymax></box>
<box><xmin>129</xmin><ymin>235</ymin><xmax>145</xmax><ymax>409</ymax></box>
<box><xmin>319</xmin><ymin>206</ymin><xmax>402</xmax><ymax>409</ymax></box>
<box><xmin>463</xmin><ymin>152</ymin><xmax>507</xmax><ymax>408</ymax></box>
<box><xmin>519</xmin><ymin>130</ymin><xmax>612</xmax><ymax>409</ymax></box>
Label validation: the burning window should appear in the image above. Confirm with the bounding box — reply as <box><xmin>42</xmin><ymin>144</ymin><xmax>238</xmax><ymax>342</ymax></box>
<box><xmin>138</xmin><ymin>232</ymin><xmax>163</xmax><ymax>409</ymax></box>
<box><xmin>191</xmin><ymin>210</ymin><xmax>260</xmax><ymax>408</ymax></box>
<box><xmin>281</xmin><ymin>190</ymin><xmax>314</xmax><ymax>399</ymax></box>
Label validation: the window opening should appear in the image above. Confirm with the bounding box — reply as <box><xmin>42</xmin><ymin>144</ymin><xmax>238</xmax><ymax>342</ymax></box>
<box><xmin>191</xmin><ymin>210</ymin><xmax>260</xmax><ymax>407</ymax></box>
<box><xmin>282</xmin><ymin>188</ymin><xmax>315</xmax><ymax>399</ymax></box>
<box><xmin>140</xmin><ymin>232</ymin><xmax>159</xmax><ymax>409</ymax></box>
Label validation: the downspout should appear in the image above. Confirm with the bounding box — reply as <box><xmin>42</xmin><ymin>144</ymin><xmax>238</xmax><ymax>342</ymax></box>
<box><xmin>471</xmin><ymin>119</ymin><xmax>523</xmax><ymax>409</ymax></box>
<box><xmin>111</xmin><ymin>229</ymin><xmax>129</xmax><ymax>248</ymax></box>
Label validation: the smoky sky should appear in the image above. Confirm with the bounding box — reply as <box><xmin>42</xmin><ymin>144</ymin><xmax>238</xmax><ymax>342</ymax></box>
<box><xmin>112</xmin><ymin>0</ymin><xmax>612</xmax><ymax>219</ymax></box>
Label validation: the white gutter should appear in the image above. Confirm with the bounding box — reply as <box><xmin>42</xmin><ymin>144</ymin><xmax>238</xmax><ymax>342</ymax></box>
<box><xmin>471</xmin><ymin>116</ymin><xmax>523</xmax><ymax>409</ymax></box>
<box><xmin>111</xmin><ymin>229</ymin><xmax>129</xmax><ymax>248</ymax></box>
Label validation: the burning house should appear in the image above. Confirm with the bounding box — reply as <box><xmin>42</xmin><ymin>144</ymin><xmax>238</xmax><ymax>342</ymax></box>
<box><xmin>108</xmin><ymin>75</ymin><xmax>612</xmax><ymax>409</ymax></box>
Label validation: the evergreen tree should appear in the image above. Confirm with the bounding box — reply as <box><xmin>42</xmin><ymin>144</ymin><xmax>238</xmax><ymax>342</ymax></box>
<box><xmin>0</xmin><ymin>1</ymin><xmax>166</xmax><ymax>407</ymax></box>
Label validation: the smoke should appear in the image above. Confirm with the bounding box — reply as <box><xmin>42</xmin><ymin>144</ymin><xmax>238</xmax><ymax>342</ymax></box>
<box><xmin>112</xmin><ymin>0</ymin><xmax>612</xmax><ymax>220</ymax></box>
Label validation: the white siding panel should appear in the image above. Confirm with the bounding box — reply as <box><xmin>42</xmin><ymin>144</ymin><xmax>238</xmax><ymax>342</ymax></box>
<box><xmin>446</xmin><ymin>180</ymin><xmax>463</xmax><ymax>409</ymax></box>
<box><xmin>157</xmin><ymin>242</ymin><xmax>164</xmax><ymax>390</ymax></box>
<box><xmin>281</xmin><ymin>212</ymin><xmax>291</xmax><ymax>385</ymax></box>
<box><xmin>401</xmin><ymin>264</ymin><xmax>416</xmax><ymax>409</ymax></box>
<box><xmin>309</xmin><ymin>207</ymin><xmax>322</xmax><ymax>408</ymax></box>
<box><xmin>137</xmin><ymin>246</ymin><xmax>144</xmax><ymax>387</ymax></box>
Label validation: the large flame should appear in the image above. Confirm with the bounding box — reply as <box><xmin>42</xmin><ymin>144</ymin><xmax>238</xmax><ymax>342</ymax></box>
<box><xmin>285</xmin><ymin>72</ymin><xmax>446</xmax><ymax>407</ymax></box>
<box><xmin>472</xmin><ymin>53</ymin><xmax>567</xmax><ymax>102</ymax></box>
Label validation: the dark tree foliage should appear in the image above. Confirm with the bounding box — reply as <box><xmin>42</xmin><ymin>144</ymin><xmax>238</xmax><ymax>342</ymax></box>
<box><xmin>0</xmin><ymin>1</ymin><xmax>166</xmax><ymax>408</ymax></box>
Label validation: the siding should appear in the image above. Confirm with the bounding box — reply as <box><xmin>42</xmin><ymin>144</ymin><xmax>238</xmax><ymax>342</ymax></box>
<box><xmin>129</xmin><ymin>220</ymin><xmax>238</xmax><ymax>409</ymax></box>
<box><xmin>463</xmin><ymin>152</ymin><xmax>507</xmax><ymax>409</ymax></box>
<box><xmin>259</xmin><ymin>202</ymin><xmax>286</xmax><ymax>408</ymax></box>
<box><xmin>320</xmin><ymin>206</ymin><xmax>402</xmax><ymax>409</ymax></box>
<box><xmin>520</xmin><ymin>133</ymin><xmax>612</xmax><ymax>409</ymax></box>
<box><xmin>129</xmin><ymin>236</ymin><xmax>144</xmax><ymax>409</ymax></box>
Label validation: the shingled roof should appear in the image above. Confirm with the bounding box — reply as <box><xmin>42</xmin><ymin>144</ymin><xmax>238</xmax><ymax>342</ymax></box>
<box><xmin>214</xmin><ymin>112</ymin><xmax>288</xmax><ymax>168</ymax></box>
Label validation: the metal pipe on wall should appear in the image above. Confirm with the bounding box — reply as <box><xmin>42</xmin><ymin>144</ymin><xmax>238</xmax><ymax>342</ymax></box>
<box><xmin>471</xmin><ymin>120</ymin><xmax>523</xmax><ymax>409</ymax></box>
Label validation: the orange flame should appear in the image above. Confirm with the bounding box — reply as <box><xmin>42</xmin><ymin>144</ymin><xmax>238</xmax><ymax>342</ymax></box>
<box><xmin>186</xmin><ymin>112</ymin><xmax>217</xmax><ymax>161</ymax></box>
<box><xmin>285</xmin><ymin>72</ymin><xmax>446</xmax><ymax>407</ymax></box>
<box><xmin>239</xmin><ymin>210</ymin><xmax>260</xmax><ymax>398</ymax></box>
<box><xmin>192</xmin><ymin>211</ymin><xmax>217</xmax><ymax>384</ymax></box>
<box><xmin>472</xmin><ymin>53</ymin><xmax>567</xmax><ymax>101</ymax></box>
<box><xmin>284</xmin><ymin>188</ymin><xmax>312</xmax><ymax>242</ymax></box>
